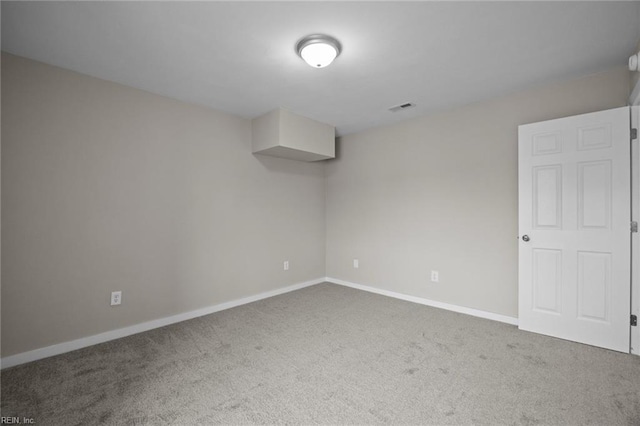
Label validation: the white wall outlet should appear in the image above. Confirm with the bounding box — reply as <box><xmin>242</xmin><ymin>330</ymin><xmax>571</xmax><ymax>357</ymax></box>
<box><xmin>284</xmin><ymin>260</ymin><xmax>289</xmax><ymax>271</ymax></box>
<box><xmin>430</xmin><ymin>270</ymin><xmax>439</xmax><ymax>283</ymax></box>
<box><xmin>111</xmin><ymin>291</ymin><xmax>122</xmax><ymax>306</ymax></box>
<box><xmin>353</xmin><ymin>259</ymin><xmax>359</xmax><ymax>269</ymax></box>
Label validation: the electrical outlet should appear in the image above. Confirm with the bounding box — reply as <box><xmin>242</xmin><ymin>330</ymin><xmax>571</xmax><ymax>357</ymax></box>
<box><xmin>430</xmin><ymin>270</ymin><xmax>439</xmax><ymax>283</ymax></box>
<box><xmin>284</xmin><ymin>260</ymin><xmax>289</xmax><ymax>271</ymax></box>
<box><xmin>111</xmin><ymin>291</ymin><xmax>122</xmax><ymax>306</ymax></box>
<box><xmin>353</xmin><ymin>259</ymin><xmax>359</xmax><ymax>269</ymax></box>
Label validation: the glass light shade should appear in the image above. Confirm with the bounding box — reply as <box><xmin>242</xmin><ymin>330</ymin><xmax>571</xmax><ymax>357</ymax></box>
<box><xmin>300</xmin><ymin>42</ymin><xmax>338</xmax><ymax>68</ymax></box>
<box><xmin>296</xmin><ymin>35</ymin><xmax>341</xmax><ymax>69</ymax></box>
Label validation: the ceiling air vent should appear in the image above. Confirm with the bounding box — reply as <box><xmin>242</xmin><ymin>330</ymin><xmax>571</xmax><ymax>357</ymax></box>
<box><xmin>389</xmin><ymin>102</ymin><xmax>416</xmax><ymax>113</ymax></box>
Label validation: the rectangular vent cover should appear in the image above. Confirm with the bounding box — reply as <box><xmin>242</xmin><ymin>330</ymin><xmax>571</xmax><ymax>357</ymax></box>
<box><xmin>389</xmin><ymin>102</ymin><xmax>416</xmax><ymax>113</ymax></box>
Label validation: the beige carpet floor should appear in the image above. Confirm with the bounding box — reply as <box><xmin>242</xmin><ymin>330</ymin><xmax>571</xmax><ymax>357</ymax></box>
<box><xmin>2</xmin><ymin>282</ymin><xmax>640</xmax><ymax>425</ymax></box>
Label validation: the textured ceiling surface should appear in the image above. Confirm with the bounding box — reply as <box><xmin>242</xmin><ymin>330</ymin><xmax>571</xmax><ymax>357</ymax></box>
<box><xmin>2</xmin><ymin>1</ymin><xmax>639</xmax><ymax>135</ymax></box>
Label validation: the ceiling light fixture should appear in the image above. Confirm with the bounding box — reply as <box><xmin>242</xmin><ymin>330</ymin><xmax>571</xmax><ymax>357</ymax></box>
<box><xmin>296</xmin><ymin>34</ymin><xmax>341</xmax><ymax>68</ymax></box>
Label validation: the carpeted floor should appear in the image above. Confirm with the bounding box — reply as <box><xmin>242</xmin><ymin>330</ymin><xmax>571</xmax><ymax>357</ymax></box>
<box><xmin>2</xmin><ymin>282</ymin><xmax>640</xmax><ymax>425</ymax></box>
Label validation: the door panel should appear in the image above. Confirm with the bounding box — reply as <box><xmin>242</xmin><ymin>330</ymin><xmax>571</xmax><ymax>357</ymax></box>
<box><xmin>576</xmin><ymin>251</ymin><xmax>610</xmax><ymax>322</ymax></box>
<box><xmin>578</xmin><ymin>160</ymin><xmax>611</xmax><ymax>230</ymax></box>
<box><xmin>518</xmin><ymin>107</ymin><xmax>630</xmax><ymax>353</ymax></box>
<box><xmin>533</xmin><ymin>165</ymin><xmax>562</xmax><ymax>229</ymax></box>
<box><xmin>532</xmin><ymin>248</ymin><xmax>562</xmax><ymax>313</ymax></box>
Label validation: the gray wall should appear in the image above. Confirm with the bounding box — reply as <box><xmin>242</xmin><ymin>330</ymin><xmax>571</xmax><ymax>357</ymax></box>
<box><xmin>633</xmin><ymin>39</ymin><xmax>640</xmax><ymax>91</ymax></box>
<box><xmin>1</xmin><ymin>53</ymin><xmax>326</xmax><ymax>357</ymax></box>
<box><xmin>326</xmin><ymin>66</ymin><xmax>631</xmax><ymax>318</ymax></box>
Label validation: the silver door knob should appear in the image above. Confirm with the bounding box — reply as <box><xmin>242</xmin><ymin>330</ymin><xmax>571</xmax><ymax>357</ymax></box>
<box><xmin>522</xmin><ymin>235</ymin><xmax>530</xmax><ymax>242</ymax></box>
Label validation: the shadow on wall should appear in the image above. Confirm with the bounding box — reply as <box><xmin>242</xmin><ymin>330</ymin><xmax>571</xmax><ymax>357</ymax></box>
<box><xmin>330</xmin><ymin>137</ymin><xmax>343</xmax><ymax>163</ymax></box>
<box><xmin>252</xmin><ymin>152</ymin><xmax>329</xmax><ymax>176</ymax></box>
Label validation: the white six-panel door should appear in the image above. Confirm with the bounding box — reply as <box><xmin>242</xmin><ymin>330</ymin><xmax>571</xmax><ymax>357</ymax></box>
<box><xmin>518</xmin><ymin>107</ymin><xmax>631</xmax><ymax>353</ymax></box>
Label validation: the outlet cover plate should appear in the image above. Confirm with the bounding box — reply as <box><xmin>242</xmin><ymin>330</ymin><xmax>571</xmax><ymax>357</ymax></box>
<box><xmin>111</xmin><ymin>291</ymin><xmax>122</xmax><ymax>306</ymax></box>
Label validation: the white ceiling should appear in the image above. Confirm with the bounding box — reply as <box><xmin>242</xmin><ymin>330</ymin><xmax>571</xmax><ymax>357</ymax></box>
<box><xmin>2</xmin><ymin>1</ymin><xmax>639</xmax><ymax>135</ymax></box>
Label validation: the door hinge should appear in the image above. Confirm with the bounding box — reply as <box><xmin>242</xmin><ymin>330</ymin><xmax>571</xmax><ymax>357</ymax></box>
<box><xmin>632</xmin><ymin>222</ymin><xmax>638</xmax><ymax>233</ymax></box>
<box><xmin>632</xmin><ymin>315</ymin><xmax>638</xmax><ymax>327</ymax></box>
<box><xmin>632</xmin><ymin>128</ymin><xmax>638</xmax><ymax>140</ymax></box>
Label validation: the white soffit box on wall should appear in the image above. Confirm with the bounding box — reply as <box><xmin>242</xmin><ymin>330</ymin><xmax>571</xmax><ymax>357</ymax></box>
<box><xmin>252</xmin><ymin>108</ymin><xmax>335</xmax><ymax>162</ymax></box>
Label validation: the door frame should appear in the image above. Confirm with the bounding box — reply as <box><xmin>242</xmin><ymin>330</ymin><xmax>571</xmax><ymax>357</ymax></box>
<box><xmin>630</xmin><ymin>82</ymin><xmax>640</xmax><ymax>356</ymax></box>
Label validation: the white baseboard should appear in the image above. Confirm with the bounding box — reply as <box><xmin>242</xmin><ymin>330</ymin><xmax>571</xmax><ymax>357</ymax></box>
<box><xmin>1</xmin><ymin>277</ymin><xmax>325</xmax><ymax>370</ymax></box>
<box><xmin>325</xmin><ymin>277</ymin><xmax>519</xmax><ymax>326</ymax></box>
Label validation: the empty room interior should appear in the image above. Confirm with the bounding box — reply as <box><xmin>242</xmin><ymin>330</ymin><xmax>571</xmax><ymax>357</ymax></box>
<box><xmin>2</xmin><ymin>1</ymin><xmax>640</xmax><ymax>425</ymax></box>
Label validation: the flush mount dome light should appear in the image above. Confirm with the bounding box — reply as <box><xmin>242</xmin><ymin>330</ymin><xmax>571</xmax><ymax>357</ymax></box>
<box><xmin>296</xmin><ymin>34</ymin><xmax>341</xmax><ymax>68</ymax></box>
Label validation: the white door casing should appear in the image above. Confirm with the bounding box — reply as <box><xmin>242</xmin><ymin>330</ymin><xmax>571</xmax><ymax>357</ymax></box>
<box><xmin>518</xmin><ymin>107</ymin><xmax>631</xmax><ymax>353</ymax></box>
<box><xmin>631</xmin><ymin>102</ymin><xmax>640</xmax><ymax>356</ymax></box>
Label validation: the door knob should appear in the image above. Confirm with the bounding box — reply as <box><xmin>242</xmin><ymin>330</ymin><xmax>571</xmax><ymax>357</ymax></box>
<box><xmin>522</xmin><ymin>235</ymin><xmax>530</xmax><ymax>242</ymax></box>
